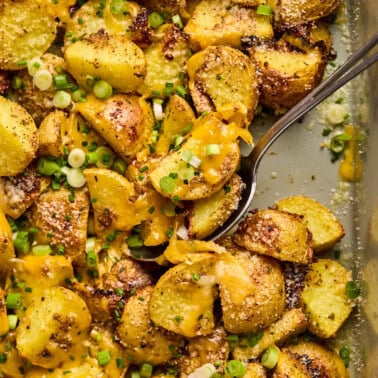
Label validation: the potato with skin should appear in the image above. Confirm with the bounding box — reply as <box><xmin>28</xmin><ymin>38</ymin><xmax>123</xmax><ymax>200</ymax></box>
<box><xmin>117</xmin><ymin>286</ymin><xmax>184</xmax><ymax>365</ymax></box>
<box><xmin>0</xmin><ymin>332</ymin><xmax>27</xmax><ymax>378</ymax></box>
<box><xmin>137</xmin><ymin>0</ymin><xmax>187</xmax><ymax>17</ymax></box>
<box><xmin>16</xmin><ymin>287</ymin><xmax>92</xmax><ymax>369</ymax></box>
<box><xmin>0</xmin><ymin>96</ymin><xmax>39</xmax><ymax>176</ymax></box>
<box><xmin>0</xmin><ymin>288</ymin><xmax>9</xmax><ymax>335</ymax></box>
<box><xmin>64</xmin><ymin>32</ymin><xmax>146</xmax><ymax>92</ymax></box>
<box><xmin>301</xmin><ymin>259</ymin><xmax>354</xmax><ymax>338</ymax></box>
<box><xmin>187</xmin><ymin>45</ymin><xmax>258</xmax><ymax>126</ymax></box>
<box><xmin>38</xmin><ymin>111</ymin><xmax>66</xmax><ymax>158</ymax></box>
<box><xmin>76</xmin><ymin>94</ymin><xmax>154</xmax><ymax>161</ymax></box>
<box><xmin>233</xmin><ymin>209</ymin><xmax>313</xmax><ymax>264</ymax></box>
<box><xmin>276</xmin><ymin>196</ymin><xmax>345</xmax><ymax>253</ymax></box>
<box><xmin>245</xmin><ymin>362</ymin><xmax>267</xmax><ymax>378</ymax></box>
<box><xmin>0</xmin><ymin>208</ymin><xmax>15</xmax><ymax>274</ymax></box>
<box><xmin>0</xmin><ymin>0</ymin><xmax>57</xmax><ymax>70</ymax></box>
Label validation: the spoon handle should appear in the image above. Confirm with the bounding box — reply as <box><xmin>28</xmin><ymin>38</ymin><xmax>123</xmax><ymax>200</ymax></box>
<box><xmin>249</xmin><ymin>32</ymin><xmax>378</xmax><ymax>175</ymax></box>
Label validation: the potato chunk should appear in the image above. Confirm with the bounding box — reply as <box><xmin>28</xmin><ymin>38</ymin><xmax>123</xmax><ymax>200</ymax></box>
<box><xmin>0</xmin><ymin>208</ymin><xmax>14</xmax><ymax>274</ymax></box>
<box><xmin>16</xmin><ymin>287</ymin><xmax>91</xmax><ymax>369</ymax></box>
<box><xmin>276</xmin><ymin>196</ymin><xmax>344</xmax><ymax>253</ymax></box>
<box><xmin>301</xmin><ymin>259</ymin><xmax>354</xmax><ymax>338</ymax></box>
<box><xmin>76</xmin><ymin>94</ymin><xmax>154</xmax><ymax>161</ymax></box>
<box><xmin>217</xmin><ymin>252</ymin><xmax>285</xmax><ymax>334</ymax></box>
<box><xmin>117</xmin><ymin>286</ymin><xmax>183</xmax><ymax>365</ymax></box>
<box><xmin>0</xmin><ymin>0</ymin><xmax>57</xmax><ymax>70</ymax></box>
<box><xmin>64</xmin><ymin>33</ymin><xmax>146</xmax><ymax>92</ymax></box>
<box><xmin>0</xmin><ymin>96</ymin><xmax>38</xmax><ymax>176</ymax></box>
<box><xmin>149</xmin><ymin>254</ymin><xmax>217</xmax><ymax>337</ymax></box>
<box><xmin>184</xmin><ymin>0</ymin><xmax>273</xmax><ymax>50</ymax></box>
<box><xmin>187</xmin><ymin>46</ymin><xmax>258</xmax><ymax>126</ymax></box>
<box><xmin>0</xmin><ymin>289</ymin><xmax>9</xmax><ymax>335</ymax></box>
<box><xmin>233</xmin><ymin>209</ymin><xmax>313</xmax><ymax>264</ymax></box>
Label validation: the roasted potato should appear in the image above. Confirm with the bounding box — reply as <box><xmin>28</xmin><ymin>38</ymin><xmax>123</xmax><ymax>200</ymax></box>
<box><xmin>25</xmin><ymin>362</ymin><xmax>103</xmax><ymax>378</ymax></box>
<box><xmin>137</xmin><ymin>24</ymin><xmax>191</xmax><ymax>97</ymax></box>
<box><xmin>233</xmin><ymin>209</ymin><xmax>313</xmax><ymax>264</ymax></box>
<box><xmin>184</xmin><ymin>0</ymin><xmax>273</xmax><ymax>50</ymax></box>
<box><xmin>149</xmin><ymin>254</ymin><xmax>218</xmax><ymax>337</ymax></box>
<box><xmin>249</xmin><ymin>41</ymin><xmax>326</xmax><ymax>111</ymax></box>
<box><xmin>187</xmin><ymin>174</ymin><xmax>244</xmax><ymax>239</ymax></box>
<box><xmin>0</xmin><ymin>288</ymin><xmax>9</xmax><ymax>335</ymax></box>
<box><xmin>0</xmin><ymin>164</ymin><xmax>50</xmax><ymax>219</ymax></box>
<box><xmin>0</xmin><ymin>208</ymin><xmax>15</xmax><ymax>274</ymax></box>
<box><xmin>16</xmin><ymin>287</ymin><xmax>91</xmax><ymax>369</ymax></box>
<box><xmin>272</xmin><ymin>347</ymin><xmax>310</xmax><ymax>377</ymax></box>
<box><xmin>38</xmin><ymin>111</ymin><xmax>66</xmax><ymax>158</ymax></box>
<box><xmin>150</xmin><ymin>112</ymin><xmax>249</xmax><ymax>201</ymax></box>
<box><xmin>0</xmin><ymin>332</ymin><xmax>27</xmax><ymax>378</ymax></box>
<box><xmin>137</xmin><ymin>0</ymin><xmax>187</xmax><ymax>17</ymax></box>
<box><xmin>301</xmin><ymin>259</ymin><xmax>354</xmax><ymax>338</ymax></box>
<box><xmin>277</xmin><ymin>0</ymin><xmax>340</xmax><ymax>27</ymax></box>
<box><xmin>276</xmin><ymin>196</ymin><xmax>345</xmax><ymax>253</ymax></box>
<box><xmin>187</xmin><ymin>45</ymin><xmax>258</xmax><ymax>126</ymax></box>
<box><xmin>245</xmin><ymin>362</ymin><xmax>267</xmax><ymax>378</ymax></box>
<box><xmin>233</xmin><ymin>308</ymin><xmax>307</xmax><ymax>360</ymax></box>
<box><xmin>0</xmin><ymin>0</ymin><xmax>57</xmax><ymax>70</ymax></box>
<box><xmin>27</xmin><ymin>188</ymin><xmax>89</xmax><ymax>265</ymax></box>
<box><xmin>0</xmin><ymin>96</ymin><xmax>39</xmax><ymax>176</ymax></box>
<box><xmin>76</xmin><ymin>94</ymin><xmax>154</xmax><ymax>161</ymax></box>
<box><xmin>217</xmin><ymin>251</ymin><xmax>285</xmax><ymax>334</ymax></box>
<box><xmin>64</xmin><ymin>32</ymin><xmax>146</xmax><ymax>92</ymax></box>
<box><xmin>117</xmin><ymin>286</ymin><xmax>184</xmax><ymax>365</ymax></box>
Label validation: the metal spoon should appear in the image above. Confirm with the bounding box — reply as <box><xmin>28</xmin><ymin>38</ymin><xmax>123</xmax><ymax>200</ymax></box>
<box><xmin>129</xmin><ymin>33</ymin><xmax>378</xmax><ymax>261</ymax></box>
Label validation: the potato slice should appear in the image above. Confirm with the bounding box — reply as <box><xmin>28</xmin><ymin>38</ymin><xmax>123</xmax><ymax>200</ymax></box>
<box><xmin>16</xmin><ymin>287</ymin><xmax>91</xmax><ymax>369</ymax></box>
<box><xmin>277</xmin><ymin>0</ymin><xmax>340</xmax><ymax>26</ymax></box>
<box><xmin>0</xmin><ymin>96</ymin><xmax>38</xmax><ymax>176</ymax></box>
<box><xmin>0</xmin><ymin>0</ymin><xmax>57</xmax><ymax>70</ymax></box>
<box><xmin>76</xmin><ymin>94</ymin><xmax>154</xmax><ymax>161</ymax></box>
<box><xmin>233</xmin><ymin>209</ymin><xmax>313</xmax><ymax>264</ymax></box>
<box><xmin>250</xmin><ymin>42</ymin><xmax>325</xmax><ymax>111</ymax></box>
<box><xmin>217</xmin><ymin>251</ymin><xmax>285</xmax><ymax>333</ymax></box>
<box><xmin>245</xmin><ymin>362</ymin><xmax>267</xmax><ymax>378</ymax></box>
<box><xmin>272</xmin><ymin>348</ymin><xmax>311</xmax><ymax>378</ymax></box>
<box><xmin>137</xmin><ymin>24</ymin><xmax>191</xmax><ymax>97</ymax></box>
<box><xmin>155</xmin><ymin>94</ymin><xmax>196</xmax><ymax>155</ymax></box>
<box><xmin>64</xmin><ymin>33</ymin><xmax>146</xmax><ymax>92</ymax></box>
<box><xmin>233</xmin><ymin>308</ymin><xmax>307</xmax><ymax>360</ymax></box>
<box><xmin>184</xmin><ymin>0</ymin><xmax>273</xmax><ymax>50</ymax></box>
<box><xmin>301</xmin><ymin>259</ymin><xmax>354</xmax><ymax>338</ymax></box>
<box><xmin>0</xmin><ymin>289</ymin><xmax>9</xmax><ymax>335</ymax></box>
<box><xmin>38</xmin><ymin>111</ymin><xmax>66</xmax><ymax>158</ymax></box>
<box><xmin>28</xmin><ymin>188</ymin><xmax>89</xmax><ymax>265</ymax></box>
<box><xmin>0</xmin><ymin>333</ymin><xmax>27</xmax><ymax>378</ymax></box>
<box><xmin>150</xmin><ymin>113</ymin><xmax>249</xmax><ymax>201</ymax></box>
<box><xmin>0</xmin><ymin>208</ymin><xmax>15</xmax><ymax>274</ymax></box>
<box><xmin>187</xmin><ymin>174</ymin><xmax>244</xmax><ymax>239</ymax></box>
<box><xmin>187</xmin><ymin>46</ymin><xmax>258</xmax><ymax>126</ymax></box>
<box><xmin>276</xmin><ymin>196</ymin><xmax>345</xmax><ymax>253</ymax></box>
<box><xmin>117</xmin><ymin>286</ymin><xmax>183</xmax><ymax>365</ymax></box>
<box><xmin>149</xmin><ymin>254</ymin><xmax>217</xmax><ymax>337</ymax></box>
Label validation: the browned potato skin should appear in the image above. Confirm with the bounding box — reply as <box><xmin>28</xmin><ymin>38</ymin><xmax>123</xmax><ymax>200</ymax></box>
<box><xmin>249</xmin><ymin>41</ymin><xmax>326</xmax><ymax>111</ymax></box>
<box><xmin>273</xmin><ymin>348</ymin><xmax>311</xmax><ymax>378</ymax></box>
<box><xmin>117</xmin><ymin>286</ymin><xmax>184</xmax><ymax>365</ymax></box>
<box><xmin>233</xmin><ymin>209</ymin><xmax>313</xmax><ymax>264</ymax></box>
<box><xmin>218</xmin><ymin>251</ymin><xmax>285</xmax><ymax>334</ymax></box>
<box><xmin>27</xmin><ymin>188</ymin><xmax>89</xmax><ymax>266</ymax></box>
<box><xmin>138</xmin><ymin>0</ymin><xmax>187</xmax><ymax>17</ymax></box>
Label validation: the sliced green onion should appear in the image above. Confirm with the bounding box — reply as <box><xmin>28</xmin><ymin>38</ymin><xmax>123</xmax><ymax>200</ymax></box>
<box><xmin>330</xmin><ymin>133</ymin><xmax>352</xmax><ymax>154</ymax></box>
<box><xmin>32</xmin><ymin>244</ymin><xmax>52</xmax><ymax>256</ymax></box>
<box><xmin>66</xmin><ymin>168</ymin><xmax>86</xmax><ymax>188</ymax></box>
<box><xmin>85</xmin><ymin>75</ymin><xmax>96</xmax><ymax>89</ymax></box>
<box><xmin>205</xmin><ymin>144</ymin><xmax>221</xmax><ymax>155</ymax></box>
<box><xmin>86</xmin><ymin>151</ymin><xmax>99</xmax><ymax>165</ymax></box>
<box><xmin>68</xmin><ymin>148</ymin><xmax>86</xmax><ymax>168</ymax></box>
<box><xmin>150</xmin><ymin>130</ymin><xmax>159</xmax><ymax>143</ymax></box>
<box><xmin>188</xmin><ymin>155</ymin><xmax>201</xmax><ymax>168</ymax></box>
<box><xmin>178</xmin><ymin>165</ymin><xmax>195</xmax><ymax>182</ymax></box>
<box><xmin>181</xmin><ymin>150</ymin><xmax>193</xmax><ymax>162</ymax></box>
<box><xmin>126</xmin><ymin>234</ymin><xmax>144</xmax><ymax>248</ymax></box>
<box><xmin>116</xmin><ymin>357</ymin><xmax>125</xmax><ymax>368</ymax></box>
<box><xmin>72</xmin><ymin>89</ymin><xmax>87</xmax><ymax>102</ymax></box>
<box><xmin>36</xmin><ymin>158</ymin><xmax>61</xmax><ymax>176</ymax></box>
<box><xmin>13</xmin><ymin>231</ymin><xmax>30</xmax><ymax>254</ymax></box>
<box><xmin>162</xmin><ymin>202</ymin><xmax>176</xmax><ymax>217</ymax></box>
<box><xmin>159</xmin><ymin>176</ymin><xmax>176</xmax><ymax>194</ymax></box>
<box><xmin>131</xmin><ymin>372</ymin><xmax>141</xmax><ymax>378</ymax></box>
<box><xmin>8</xmin><ymin>314</ymin><xmax>18</xmax><ymax>330</ymax></box>
<box><xmin>97</xmin><ymin>350</ymin><xmax>111</xmax><ymax>366</ymax></box>
<box><xmin>345</xmin><ymin>280</ymin><xmax>360</xmax><ymax>299</ymax></box>
<box><xmin>152</xmin><ymin>101</ymin><xmax>164</xmax><ymax>121</ymax></box>
<box><xmin>174</xmin><ymin>135</ymin><xmax>184</xmax><ymax>147</ymax></box>
<box><xmin>175</xmin><ymin>85</ymin><xmax>187</xmax><ymax>97</ymax></box>
<box><xmin>96</xmin><ymin>146</ymin><xmax>115</xmax><ymax>168</ymax></box>
<box><xmin>86</xmin><ymin>237</ymin><xmax>97</xmax><ymax>252</ymax></box>
<box><xmin>86</xmin><ymin>250</ymin><xmax>97</xmax><ymax>268</ymax></box>
<box><xmin>256</xmin><ymin>4</ymin><xmax>273</xmax><ymax>16</ymax></box>
<box><xmin>53</xmin><ymin>74</ymin><xmax>69</xmax><ymax>89</ymax></box>
<box><xmin>225</xmin><ymin>360</ymin><xmax>246</xmax><ymax>378</ymax></box>
<box><xmin>110</xmin><ymin>0</ymin><xmax>127</xmax><ymax>15</ymax></box>
<box><xmin>148</xmin><ymin>12</ymin><xmax>164</xmax><ymax>28</ymax></box>
<box><xmin>140</xmin><ymin>363</ymin><xmax>153</xmax><ymax>378</ymax></box>
<box><xmin>53</xmin><ymin>90</ymin><xmax>71</xmax><ymax>109</ymax></box>
<box><xmin>27</xmin><ymin>57</ymin><xmax>44</xmax><ymax>76</ymax></box>
<box><xmin>11</xmin><ymin>76</ymin><xmax>23</xmax><ymax>90</ymax></box>
<box><xmin>33</xmin><ymin>69</ymin><xmax>53</xmax><ymax>91</ymax></box>
<box><xmin>6</xmin><ymin>293</ymin><xmax>22</xmax><ymax>310</ymax></box>
<box><xmin>339</xmin><ymin>345</ymin><xmax>351</xmax><ymax>366</ymax></box>
<box><xmin>172</xmin><ymin>14</ymin><xmax>183</xmax><ymax>29</ymax></box>
<box><xmin>93</xmin><ymin>80</ymin><xmax>113</xmax><ymax>99</ymax></box>
<box><xmin>246</xmin><ymin>331</ymin><xmax>264</xmax><ymax>347</ymax></box>
<box><xmin>261</xmin><ymin>345</ymin><xmax>280</xmax><ymax>369</ymax></box>
<box><xmin>112</xmin><ymin>158</ymin><xmax>127</xmax><ymax>175</ymax></box>
<box><xmin>326</xmin><ymin>103</ymin><xmax>347</xmax><ymax>125</ymax></box>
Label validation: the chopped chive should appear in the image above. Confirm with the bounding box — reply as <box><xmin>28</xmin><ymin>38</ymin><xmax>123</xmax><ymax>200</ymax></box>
<box><xmin>6</xmin><ymin>293</ymin><xmax>22</xmax><ymax>310</ymax></box>
<box><xmin>97</xmin><ymin>350</ymin><xmax>111</xmax><ymax>366</ymax></box>
<box><xmin>148</xmin><ymin>12</ymin><xmax>164</xmax><ymax>28</ymax></box>
<box><xmin>256</xmin><ymin>4</ymin><xmax>273</xmax><ymax>16</ymax></box>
